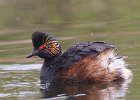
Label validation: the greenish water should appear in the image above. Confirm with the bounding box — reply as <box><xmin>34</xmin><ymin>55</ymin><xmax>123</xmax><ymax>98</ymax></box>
<box><xmin>0</xmin><ymin>0</ymin><xmax>140</xmax><ymax>100</ymax></box>
<box><xmin>0</xmin><ymin>34</ymin><xmax>139</xmax><ymax>100</ymax></box>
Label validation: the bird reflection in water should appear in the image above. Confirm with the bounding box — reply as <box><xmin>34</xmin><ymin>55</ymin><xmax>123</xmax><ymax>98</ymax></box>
<box><xmin>40</xmin><ymin>78</ymin><xmax>132</xmax><ymax>100</ymax></box>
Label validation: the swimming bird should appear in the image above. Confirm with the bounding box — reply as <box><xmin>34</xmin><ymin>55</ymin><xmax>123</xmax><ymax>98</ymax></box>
<box><xmin>27</xmin><ymin>31</ymin><xmax>132</xmax><ymax>86</ymax></box>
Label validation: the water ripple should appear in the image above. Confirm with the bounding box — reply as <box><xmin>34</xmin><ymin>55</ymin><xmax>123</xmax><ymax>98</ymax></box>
<box><xmin>0</xmin><ymin>64</ymin><xmax>42</xmax><ymax>71</ymax></box>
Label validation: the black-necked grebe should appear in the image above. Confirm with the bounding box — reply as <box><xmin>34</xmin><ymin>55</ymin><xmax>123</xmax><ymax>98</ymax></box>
<box><xmin>27</xmin><ymin>31</ymin><xmax>132</xmax><ymax>85</ymax></box>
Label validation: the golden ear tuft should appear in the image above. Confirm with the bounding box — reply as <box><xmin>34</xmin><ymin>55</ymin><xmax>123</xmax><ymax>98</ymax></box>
<box><xmin>43</xmin><ymin>36</ymin><xmax>60</xmax><ymax>56</ymax></box>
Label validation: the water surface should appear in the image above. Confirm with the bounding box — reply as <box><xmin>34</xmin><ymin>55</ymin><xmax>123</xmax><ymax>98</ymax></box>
<box><xmin>0</xmin><ymin>63</ymin><xmax>133</xmax><ymax>100</ymax></box>
<box><xmin>0</xmin><ymin>0</ymin><xmax>140</xmax><ymax>100</ymax></box>
<box><xmin>0</xmin><ymin>32</ymin><xmax>140</xmax><ymax>100</ymax></box>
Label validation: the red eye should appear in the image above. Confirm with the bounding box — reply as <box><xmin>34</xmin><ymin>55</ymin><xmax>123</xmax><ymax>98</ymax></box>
<box><xmin>39</xmin><ymin>45</ymin><xmax>45</xmax><ymax>50</ymax></box>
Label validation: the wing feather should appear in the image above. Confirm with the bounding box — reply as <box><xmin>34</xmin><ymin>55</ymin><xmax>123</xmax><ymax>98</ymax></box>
<box><xmin>58</xmin><ymin>42</ymin><xmax>115</xmax><ymax>69</ymax></box>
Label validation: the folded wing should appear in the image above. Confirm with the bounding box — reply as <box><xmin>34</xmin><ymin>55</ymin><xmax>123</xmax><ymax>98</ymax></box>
<box><xmin>58</xmin><ymin>42</ymin><xmax>116</xmax><ymax>69</ymax></box>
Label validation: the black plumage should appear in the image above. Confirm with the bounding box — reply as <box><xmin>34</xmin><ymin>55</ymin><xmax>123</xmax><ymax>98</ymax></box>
<box><xmin>58</xmin><ymin>42</ymin><xmax>115</xmax><ymax>69</ymax></box>
<box><xmin>29</xmin><ymin>32</ymin><xmax>115</xmax><ymax>69</ymax></box>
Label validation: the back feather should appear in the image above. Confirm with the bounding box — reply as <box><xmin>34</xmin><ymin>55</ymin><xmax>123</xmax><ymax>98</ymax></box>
<box><xmin>58</xmin><ymin>42</ymin><xmax>115</xmax><ymax>69</ymax></box>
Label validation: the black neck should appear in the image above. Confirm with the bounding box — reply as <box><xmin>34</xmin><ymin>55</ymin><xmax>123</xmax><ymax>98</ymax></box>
<box><xmin>40</xmin><ymin>58</ymin><xmax>58</xmax><ymax>85</ymax></box>
<box><xmin>43</xmin><ymin>58</ymin><xmax>55</xmax><ymax>68</ymax></box>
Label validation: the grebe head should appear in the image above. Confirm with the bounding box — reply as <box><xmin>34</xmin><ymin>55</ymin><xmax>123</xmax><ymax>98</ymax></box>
<box><xmin>27</xmin><ymin>31</ymin><xmax>61</xmax><ymax>59</ymax></box>
<box><xmin>32</xmin><ymin>31</ymin><xmax>46</xmax><ymax>50</ymax></box>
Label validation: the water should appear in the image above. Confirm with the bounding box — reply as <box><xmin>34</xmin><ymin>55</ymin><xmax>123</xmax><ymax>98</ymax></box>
<box><xmin>0</xmin><ymin>64</ymin><xmax>133</xmax><ymax>100</ymax></box>
<box><xmin>0</xmin><ymin>32</ymin><xmax>139</xmax><ymax>100</ymax></box>
<box><xmin>0</xmin><ymin>0</ymin><xmax>140</xmax><ymax>100</ymax></box>
<box><xmin>0</xmin><ymin>34</ymin><xmax>139</xmax><ymax>100</ymax></box>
